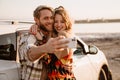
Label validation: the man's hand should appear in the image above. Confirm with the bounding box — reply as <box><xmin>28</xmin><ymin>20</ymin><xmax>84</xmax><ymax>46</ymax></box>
<box><xmin>29</xmin><ymin>24</ymin><xmax>38</xmax><ymax>35</ymax></box>
<box><xmin>27</xmin><ymin>36</ymin><xmax>69</xmax><ymax>62</ymax></box>
<box><xmin>45</xmin><ymin>36</ymin><xmax>69</xmax><ymax>53</ymax></box>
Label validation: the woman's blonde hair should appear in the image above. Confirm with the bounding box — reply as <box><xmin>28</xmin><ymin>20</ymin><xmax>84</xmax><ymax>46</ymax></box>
<box><xmin>54</xmin><ymin>6</ymin><xmax>73</xmax><ymax>32</ymax></box>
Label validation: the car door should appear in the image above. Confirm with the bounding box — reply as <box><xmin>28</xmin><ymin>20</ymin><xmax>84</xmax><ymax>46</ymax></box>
<box><xmin>73</xmin><ymin>41</ymin><xmax>96</xmax><ymax>80</ymax></box>
<box><xmin>0</xmin><ymin>33</ymin><xmax>20</xmax><ymax>80</ymax></box>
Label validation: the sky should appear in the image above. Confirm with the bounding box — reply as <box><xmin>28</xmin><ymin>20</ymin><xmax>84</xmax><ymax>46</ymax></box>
<box><xmin>0</xmin><ymin>0</ymin><xmax>120</xmax><ymax>20</ymax></box>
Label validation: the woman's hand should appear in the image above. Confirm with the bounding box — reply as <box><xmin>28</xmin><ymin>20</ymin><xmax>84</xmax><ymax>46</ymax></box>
<box><xmin>29</xmin><ymin>24</ymin><xmax>38</xmax><ymax>35</ymax></box>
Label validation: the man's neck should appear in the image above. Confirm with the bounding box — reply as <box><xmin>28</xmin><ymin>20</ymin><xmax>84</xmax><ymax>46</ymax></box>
<box><xmin>49</xmin><ymin>31</ymin><xmax>52</xmax><ymax>35</ymax></box>
<box><xmin>40</xmin><ymin>29</ymin><xmax>49</xmax><ymax>36</ymax></box>
<box><xmin>39</xmin><ymin>28</ymin><xmax>53</xmax><ymax>38</ymax></box>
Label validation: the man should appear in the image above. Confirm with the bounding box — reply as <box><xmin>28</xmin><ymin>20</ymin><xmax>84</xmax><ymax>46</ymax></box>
<box><xmin>19</xmin><ymin>5</ymin><xmax>69</xmax><ymax>80</ymax></box>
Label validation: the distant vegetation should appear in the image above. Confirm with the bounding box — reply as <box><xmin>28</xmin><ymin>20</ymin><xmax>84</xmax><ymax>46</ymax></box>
<box><xmin>1</xmin><ymin>18</ymin><xmax>120</xmax><ymax>24</ymax></box>
<box><xmin>75</xmin><ymin>18</ymin><xmax>120</xmax><ymax>24</ymax></box>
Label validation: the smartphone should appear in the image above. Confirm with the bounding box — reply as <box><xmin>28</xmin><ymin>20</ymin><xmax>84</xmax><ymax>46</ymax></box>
<box><xmin>65</xmin><ymin>37</ymin><xmax>77</xmax><ymax>48</ymax></box>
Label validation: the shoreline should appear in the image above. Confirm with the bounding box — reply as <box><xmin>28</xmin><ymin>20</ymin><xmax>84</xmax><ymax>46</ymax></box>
<box><xmin>75</xmin><ymin>33</ymin><xmax>120</xmax><ymax>39</ymax></box>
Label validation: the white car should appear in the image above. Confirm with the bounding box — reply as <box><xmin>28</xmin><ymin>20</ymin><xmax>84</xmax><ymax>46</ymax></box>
<box><xmin>0</xmin><ymin>22</ymin><xmax>112</xmax><ymax>80</ymax></box>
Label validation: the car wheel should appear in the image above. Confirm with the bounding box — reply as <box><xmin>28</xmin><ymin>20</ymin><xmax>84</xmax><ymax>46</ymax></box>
<box><xmin>99</xmin><ymin>68</ymin><xmax>107</xmax><ymax>80</ymax></box>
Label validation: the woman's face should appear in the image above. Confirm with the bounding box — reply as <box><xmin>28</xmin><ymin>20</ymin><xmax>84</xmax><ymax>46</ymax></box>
<box><xmin>54</xmin><ymin>14</ymin><xmax>66</xmax><ymax>32</ymax></box>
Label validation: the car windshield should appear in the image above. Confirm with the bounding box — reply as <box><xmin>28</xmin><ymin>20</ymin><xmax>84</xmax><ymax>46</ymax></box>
<box><xmin>0</xmin><ymin>33</ymin><xmax>16</xmax><ymax>60</ymax></box>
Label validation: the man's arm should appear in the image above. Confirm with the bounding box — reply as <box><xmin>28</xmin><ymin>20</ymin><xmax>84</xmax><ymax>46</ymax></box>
<box><xmin>28</xmin><ymin>36</ymin><xmax>69</xmax><ymax>62</ymax></box>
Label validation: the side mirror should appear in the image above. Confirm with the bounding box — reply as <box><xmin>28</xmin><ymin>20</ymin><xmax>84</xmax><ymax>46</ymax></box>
<box><xmin>88</xmin><ymin>45</ymin><xmax>98</xmax><ymax>54</ymax></box>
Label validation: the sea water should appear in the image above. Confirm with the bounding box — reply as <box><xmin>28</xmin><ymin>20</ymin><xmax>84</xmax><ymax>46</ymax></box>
<box><xmin>72</xmin><ymin>23</ymin><xmax>120</xmax><ymax>38</ymax></box>
<box><xmin>73</xmin><ymin>23</ymin><xmax>120</xmax><ymax>33</ymax></box>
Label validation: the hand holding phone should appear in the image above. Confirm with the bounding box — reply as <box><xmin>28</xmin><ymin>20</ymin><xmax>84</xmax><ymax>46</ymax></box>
<box><xmin>64</xmin><ymin>37</ymin><xmax>77</xmax><ymax>48</ymax></box>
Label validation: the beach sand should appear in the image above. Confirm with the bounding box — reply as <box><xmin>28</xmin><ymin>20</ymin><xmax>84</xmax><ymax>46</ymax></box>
<box><xmin>76</xmin><ymin>33</ymin><xmax>120</xmax><ymax>80</ymax></box>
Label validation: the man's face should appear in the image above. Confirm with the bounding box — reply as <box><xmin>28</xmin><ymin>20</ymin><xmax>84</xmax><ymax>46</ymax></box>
<box><xmin>38</xmin><ymin>9</ymin><xmax>54</xmax><ymax>32</ymax></box>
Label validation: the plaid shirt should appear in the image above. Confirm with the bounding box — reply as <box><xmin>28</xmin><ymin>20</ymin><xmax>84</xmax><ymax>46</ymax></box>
<box><xmin>18</xmin><ymin>32</ymin><xmax>47</xmax><ymax>80</ymax></box>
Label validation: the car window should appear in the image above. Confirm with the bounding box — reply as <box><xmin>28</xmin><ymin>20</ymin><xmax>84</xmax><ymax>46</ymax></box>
<box><xmin>73</xmin><ymin>40</ymin><xmax>85</xmax><ymax>55</ymax></box>
<box><xmin>0</xmin><ymin>33</ymin><xmax>16</xmax><ymax>60</ymax></box>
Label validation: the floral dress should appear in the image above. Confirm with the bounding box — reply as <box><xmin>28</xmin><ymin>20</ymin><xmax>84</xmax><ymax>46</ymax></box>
<box><xmin>44</xmin><ymin>51</ymin><xmax>76</xmax><ymax>80</ymax></box>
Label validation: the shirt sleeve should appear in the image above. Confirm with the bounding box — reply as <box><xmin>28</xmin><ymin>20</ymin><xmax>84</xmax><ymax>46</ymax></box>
<box><xmin>18</xmin><ymin>33</ymin><xmax>37</xmax><ymax>63</ymax></box>
<box><xmin>27</xmin><ymin>35</ymin><xmax>36</xmax><ymax>49</ymax></box>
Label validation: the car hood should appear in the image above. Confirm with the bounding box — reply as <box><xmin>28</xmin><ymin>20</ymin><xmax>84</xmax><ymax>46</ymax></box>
<box><xmin>0</xmin><ymin>60</ymin><xmax>20</xmax><ymax>71</ymax></box>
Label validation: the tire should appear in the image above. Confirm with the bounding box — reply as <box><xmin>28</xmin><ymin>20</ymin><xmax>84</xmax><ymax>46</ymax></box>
<box><xmin>99</xmin><ymin>68</ymin><xmax>107</xmax><ymax>80</ymax></box>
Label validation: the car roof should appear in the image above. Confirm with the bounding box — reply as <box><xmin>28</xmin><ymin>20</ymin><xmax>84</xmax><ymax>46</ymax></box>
<box><xmin>0</xmin><ymin>24</ymin><xmax>31</xmax><ymax>35</ymax></box>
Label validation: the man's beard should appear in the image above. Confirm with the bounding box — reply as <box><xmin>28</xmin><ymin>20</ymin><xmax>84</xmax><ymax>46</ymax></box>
<box><xmin>39</xmin><ymin>25</ymin><xmax>48</xmax><ymax>32</ymax></box>
<box><xmin>38</xmin><ymin>21</ymin><xmax>53</xmax><ymax>32</ymax></box>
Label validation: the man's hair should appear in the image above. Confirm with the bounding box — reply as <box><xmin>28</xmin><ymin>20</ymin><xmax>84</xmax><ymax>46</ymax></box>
<box><xmin>33</xmin><ymin>5</ymin><xmax>53</xmax><ymax>19</ymax></box>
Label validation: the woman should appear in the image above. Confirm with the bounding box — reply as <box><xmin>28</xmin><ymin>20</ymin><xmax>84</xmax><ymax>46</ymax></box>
<box><xmin>46</xmin><ymin>6</ymin><xmax>76</xmax><ymax>80</ymax></box>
